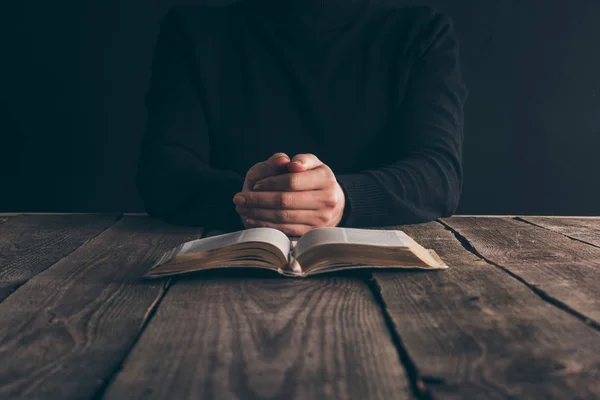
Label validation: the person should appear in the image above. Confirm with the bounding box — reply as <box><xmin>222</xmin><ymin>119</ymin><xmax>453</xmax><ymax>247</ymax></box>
<box><xmin>136</xmin><ymin>0</ymin><xmax>468</xmax><ymax>236</ymax></box>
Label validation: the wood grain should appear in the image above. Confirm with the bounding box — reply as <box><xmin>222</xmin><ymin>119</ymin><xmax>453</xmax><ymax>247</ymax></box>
<box><xmin>442</xmin><ymin>216</ymin><xmax>600</xmax><ymax>326</ymax></box>
<box><xmin>0</xmin><ymin>216</ymin><xmax>203</xmax><ymax>399</ymax></box>
<box><xmin>0</xmin><ymin>214</ymin><xmax>119</xmax><ymax>302</ymax></box>
<box><xmin>373</xmin><ymin>221</ymin><xmax>600</xmax><ymax>399</ymax></box>
<box><xmin>103</xmin><ymin>275</ymin><xmax>412</xmax><ymax>400</ymax></box>
<box><xmin>520</xmin><ymin>217</ymin><xmax>600</xmax><ymax>248</ymax></box>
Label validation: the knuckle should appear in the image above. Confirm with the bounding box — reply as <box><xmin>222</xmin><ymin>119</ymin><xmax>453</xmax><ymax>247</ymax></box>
<box><xmin>246</xmin><ymin>165</ymin><xmax>262</xmax><ymax>180</ymax></box>
<box><xmin>287</xmin><ymin>174</ymin><xmax>300</xmax><ymax>190</ymax></box>
<box><xmin>292</xmin><ymin>154</ymin><xmax>308</xmax><ymax>164</ymax></box>
<box><xmin>318</xmin><ymin>212</ymin><xmax>330</xmax><ymax>224</ymax></box>
<box><xmin>303</xmin><ymin>153</ymin><xmax>317</xmax><ymax>164</ymax></box>
<box><xmin>275</xmin><ymin>193</ymin><xmax>285</xmax><ymax>207</ymax></box>
<box><xmin>248</xmin><ymin>162</ymin><xmax>263</xmax><ymax>173</ymax></box>
<box><xmin>275</xmin><ymin>210</ymin><xmax>289</xmax><ymax>222</ymax></box>
<box><xmin>278</xmin><ymin>193</ymin><xmax>293</xmax><ymax>208</ymax></box>
<box><xmin>322</xmin><ymin>190</ymin><xmax>338</xmax><ymax>208</ymax></box>
<box><xmin>250</xmin><ymin>162</ymin><xmax>271</xmax><ymax>177</ymax></box>
<box><xmin>241</xmin><ymin>194</ymin><xmax>253</xmax><ymax>206</ymax></box>
<box><xmin>270</xmin><ymin>152</ymin><xmax>288</xmax><ymax>160</ymax></box>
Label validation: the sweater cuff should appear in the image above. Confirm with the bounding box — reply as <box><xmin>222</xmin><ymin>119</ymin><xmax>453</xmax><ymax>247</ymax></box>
<box><xmin>336</xmin><ymin>173</ymin><xmax>392</xmax><ymax>228</ymax></box>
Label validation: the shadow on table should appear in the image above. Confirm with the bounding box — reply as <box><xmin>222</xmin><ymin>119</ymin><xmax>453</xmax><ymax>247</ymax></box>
<box><xmin>143</xmin><ymin>267</ymin><xmax>435</xmax><ymax>283</ymax></box>
<box><xmin>163</xmin><ymin>268</ymin><xmax>370</xmax><ymax>282</ymax></box>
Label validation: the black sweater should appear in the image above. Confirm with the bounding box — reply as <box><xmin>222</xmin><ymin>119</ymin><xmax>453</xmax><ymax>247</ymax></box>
<box><xmin>136</xmin><ymin>1</ymin><xmax>468</xmax><ymax>230</ymax></box>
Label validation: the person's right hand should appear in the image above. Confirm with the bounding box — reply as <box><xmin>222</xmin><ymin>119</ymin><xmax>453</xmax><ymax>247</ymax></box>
<box><xmin>239</xmin><ymin>152</ymin><xmax>291</xmax><ymax>227</ymax></box>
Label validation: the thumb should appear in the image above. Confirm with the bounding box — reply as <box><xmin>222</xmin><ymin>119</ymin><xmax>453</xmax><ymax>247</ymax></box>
<box><xmin>288</xmin><ymin>153</ymin><xmax>323</xmax><ymax>172</ymax></box>
<box><xmin>243</xmin><ymin>153</ymin><xmax>291</xmax><ymax>191</ymax></box>
<box><xmin>265</xmin><ymin>152</ymin><xmax>291</xmax><ymax>172</ymax></box>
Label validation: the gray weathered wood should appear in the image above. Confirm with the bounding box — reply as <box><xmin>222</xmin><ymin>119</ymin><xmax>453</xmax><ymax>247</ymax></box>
<box><xmin>520</xmin><ymin>217</ymin><xmax>600</xmax><ymax>248</ymax></box>
<box><xmin>0</xmin><ymin>214</ymin><xmax>119</xmax><ymax>302</ymax></box>
<box><xmin>103</xmin><ymin>275</ymin><xmax>412</xmax><ymax>400</ymax></box>
<box><xmin>0</xmin><ymin>216</ymin><xmax>203</xmax><ymax>399</ymax></box>
<box><xmin>373</xmin><ymin>221</ymin><xmax>600</xmax><ymax>399</ymax></box>
<box><xmin>442</xmin><ymin>216</ymin><xmax>600</xmax><ymax>326</ymax></box>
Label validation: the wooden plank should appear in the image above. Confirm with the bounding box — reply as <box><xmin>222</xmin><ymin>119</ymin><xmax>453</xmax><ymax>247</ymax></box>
<box><xmin>0</xmin><ymin>216</ymin><xmax>203</xmax><ymax>399</ymax></box>
<box><xmin>373</xmin><ymin>221</ymin><xmax>600</xmax><ymax>399</ymax></box>
<box><xmin>520</xmin><ymin>217</ymin><xmax>600</xmax><ymax>248</ymax></box>
<box><xmin>0</xmin><ymin>214</ymin><xmax>120</xmax><ymax>302</ymax></box>
<box><xmin>442</xmin><ymin>216</ymin><xmax>600</xmax><ymax>326</ymax></box>
<box><xmin>102</xmin><ymin>274</ymin><xmax>412</xmax><ymax>400</ymax></box>
<box><xmin>453</xmin><ymin>215</ymin><xmax>600</xmax><ymax>219</ymax></box>
<box><xmin>0</xmin><ymin>213</ymin><xmax>120</xmax><ymax>216</ymax></box>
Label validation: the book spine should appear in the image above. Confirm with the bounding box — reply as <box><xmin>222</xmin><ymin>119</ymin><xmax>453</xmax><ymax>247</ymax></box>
<box><xmin>277</xmin><ymin>268</ymin><xmax>306</xmax><ymax>278</ymax></box>
<box><xmin>287</xmin><ymin>251</ymin><xmax>303</xmax><ymax>274</ymax></box>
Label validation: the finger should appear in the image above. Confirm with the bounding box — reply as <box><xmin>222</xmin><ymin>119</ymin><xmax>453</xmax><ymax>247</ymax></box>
<box><xmin>236</xmin><ymin>206</ymin><xmax>321</xmax><ymax>225</ymax></box>
<box><xmin>245</xmin><ymin>162</ymin><xmax>273</xmax><ymax>185</ymax></box>
<box><xmin>243</xmin><ymin>165</ymin><xmax>268</xmax><ymax>192</ymax></box>
<box><xmin>253</xmin><ymin>166</ymin><xmax>332</xmax><ymax>191</ymax></box>
<box><xmin>233</xmin><ymin>190</ymin><xmax>333</xmax><ymax>210</ymax></box>
<box><xmin>243</xmin><ymin>153</ymin><xmax>291</xmax><ymax>191</ymax></box>
<box><xmin>244</xmin><ymin>162</ymin><xmax>283</xmax><ymax>192</ymax></box>
<box><xmin>266</xmin><ymin>152</ymin><xmax>291</xmax><ymax>172</ymax></box>
<box><xmin>242</xmin><ymin>218</ymin><xmax>313</xmax><ymax>237</ymax></box>
<box><xmin>287</xmin><ymin>153</ymin><xmax>323</xmax><ymax>172</ymax></box>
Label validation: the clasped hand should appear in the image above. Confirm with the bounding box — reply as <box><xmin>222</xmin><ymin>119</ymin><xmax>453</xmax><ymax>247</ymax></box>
<box><xmin>233</xmin><ymin>153</ymin><xmax>346</xmax><ymax>236</ymax></box>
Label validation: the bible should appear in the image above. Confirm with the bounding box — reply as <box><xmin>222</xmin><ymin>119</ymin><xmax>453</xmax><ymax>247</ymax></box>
<box><xmin>144</xmin><ymin>227</ymin><xmax>448</xmax><ymax>278</ymax></box>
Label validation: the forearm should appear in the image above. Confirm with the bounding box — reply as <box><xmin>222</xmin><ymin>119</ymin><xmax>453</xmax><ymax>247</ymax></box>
<box><xmin>337</xmin><ymin>149</ymin><xmax>461</xmax><ymax>227</ymax></box>
<box><xmin>336</xmin><ymin>12</ymin><xmax>467</xmax><ymax>228</ymax></box>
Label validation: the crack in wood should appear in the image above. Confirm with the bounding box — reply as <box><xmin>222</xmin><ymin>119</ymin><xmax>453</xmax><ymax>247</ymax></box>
<box><xmin>140</xmin><ymin>278</ymin><xmax>173</xmax><ymax>331</ymax></box>
<box><xmin>436</xmin><ymin>219</ymin><xmax>600</xmax><ymax>332</ymax></box>
<box><xmin>366</xmin><ymin>275</ymin><xmax>433</xmax><ymax>400</ymax></box>
<box><xmin>90</xmin><ymin>277</ymin><xmax>175</xmax><ymax>400</ymax></box>
<box><xmin>513</xmin><ymin>216</ymin><xmax>600</xmax><ymax>249</ymax></box>
<box><xmin>420</xmin><ymin>376</ymin><xmax>447</xmax><ymax>385</ymax></box>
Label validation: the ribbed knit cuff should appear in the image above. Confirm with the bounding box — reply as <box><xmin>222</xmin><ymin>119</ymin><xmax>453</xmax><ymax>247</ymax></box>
<box><xmin>336</xmin><ymin>173</ymin><xmax>391</xmax><ymax>228</ymax></box>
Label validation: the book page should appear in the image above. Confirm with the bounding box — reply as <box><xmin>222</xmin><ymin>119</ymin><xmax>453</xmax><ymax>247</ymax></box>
<box><xmin>177</xmin><ymin>228</ymin><xmax>290</xmax><ymax>257</ymax></box>
<box><xmin>150</xmin><ymin>228</ymin><xmax>291</xmax><ymax>269</ymax></box>
<box><xmin>294</xmin><ymin>227</ymin><xmax>412</xmax><ymax>258</ymax></box>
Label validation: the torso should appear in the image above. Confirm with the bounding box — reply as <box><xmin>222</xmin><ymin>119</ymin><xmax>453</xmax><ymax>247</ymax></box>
<box><xmin>175</xmin><ymin>4</ymin><xmax>431</xmax><ymax>175</ymax></box>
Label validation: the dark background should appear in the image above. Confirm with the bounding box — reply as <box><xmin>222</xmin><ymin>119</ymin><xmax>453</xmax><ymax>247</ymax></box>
<box><xmin>1</xmin><ymin>0</ymin><xmax>599</xmax><ymax>215</ymax></box>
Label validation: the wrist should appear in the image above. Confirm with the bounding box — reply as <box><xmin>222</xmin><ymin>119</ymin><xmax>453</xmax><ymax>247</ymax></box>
<box><xmin>333</xmin><ymin>182</ymin><xmax>348</xmax><ymax>227</ymax></box>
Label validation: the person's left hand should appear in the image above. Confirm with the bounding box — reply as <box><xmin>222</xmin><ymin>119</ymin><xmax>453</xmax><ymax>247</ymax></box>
<box><xmin>233</xmin><ymin>154</ymin><xmax>346</xmax><ymax>236</ymax></box>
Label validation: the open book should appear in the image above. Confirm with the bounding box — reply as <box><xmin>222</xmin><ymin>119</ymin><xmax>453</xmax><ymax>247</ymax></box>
<box><xmin>144</xmin><ymin>227</ymin><xmax>448</xmax><ymax>278</ymax></box>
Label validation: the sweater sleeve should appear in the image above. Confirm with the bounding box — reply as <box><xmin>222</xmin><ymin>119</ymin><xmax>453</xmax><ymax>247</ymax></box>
<box><xmin>336</xmin><ymin>13</ymin><xmax>468</xmax><ymax>228</ymax></box>
<box><xmin>136</xmin><ymin>9</ymin><xmax>244</xmax><ymax>229</ymax></box>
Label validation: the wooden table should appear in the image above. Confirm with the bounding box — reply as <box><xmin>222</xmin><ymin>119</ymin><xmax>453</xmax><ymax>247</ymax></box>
<box><xmin>1</xmin><ymin>214</ymin><xmax>600</xmax><ymax>400</ymax></box>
